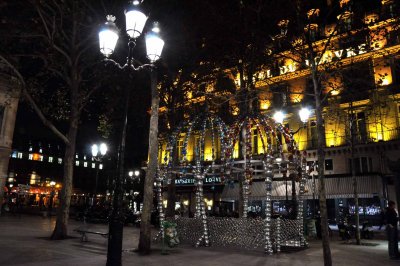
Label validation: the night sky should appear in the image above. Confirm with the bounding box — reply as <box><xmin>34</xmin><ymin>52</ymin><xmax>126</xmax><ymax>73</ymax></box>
<box><xmin>5</xmin><ymin>0</ymin><xmax>384</xmax><ymax>167</ymax></box>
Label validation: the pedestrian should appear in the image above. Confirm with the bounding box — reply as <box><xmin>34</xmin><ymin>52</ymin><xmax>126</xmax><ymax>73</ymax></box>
<box><xmin>384</xmin><ymin>200</ymin><xmax>400</xmax><ymax>260</ymax></box>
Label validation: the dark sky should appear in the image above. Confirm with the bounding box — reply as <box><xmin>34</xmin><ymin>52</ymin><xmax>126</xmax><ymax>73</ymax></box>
<box><xmin>9</xmin><ymin>0</ymin><xmax>300</xmax><ymax>164</ymax></box>
<box><xmin>9</xmin><ymin>0</ymin><xmax>385</xmax><ymax>167</ymax></box>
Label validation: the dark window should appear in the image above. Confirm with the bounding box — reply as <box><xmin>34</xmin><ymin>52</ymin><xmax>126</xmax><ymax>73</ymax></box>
<box><xmin>341</xmin><ymin>62</ymin><xmax>375</xmax><ymax>102</ymax></box>
<box><xmin>338</xmin><ymin>14</ymin><xmax>353</xmax><ymax>34</ymax></box>
<box><xmin>309</xmin><ymin>120</ymin><xmax>318</xmax><ymax>149</ymax></box>
<box><xmin>348</xmin><ymin>111</ymin><xmax>368</xmax><ymax>143</ymax></box>
<box><xmin>325</xmin><ymin>159</ymin><xmax>333</xmax><ymax>171</ymax></box>
<box><xmin>355</xmin><ymin>112</ymin><xmax>367</xmax><ymax>143</ymax></box>
<box><xmin>369</xmin><ymin>157</ymin><xmax>373</xmax><ymax>172</ymax></box>
<box><xmin>271</xmin><ymin>84</ymin><xmax>289</xmax><ymax>108</ymax></box>
<box><xmin>349</xmin><ymin>157</ymin><xmax>372</xmax><ymax>174</ymax></box>
<box><xmin>395</xmin><ymin>59</ymin><xmax>400</xmax><ymax>86</ymax></box>
<box><xmin>354</xmin><ymin>158</ymin><xmax>361</xmax><ymax>173</ymax></box>
<box><xmin>382</xmin><ymin>2</ymin><xmax>398</xmax><ymax>19</ymax></box>
<box><xmin>361</xmin><ymin>157</ymin><xmax>368</xmax><ymax>172</ymax></box>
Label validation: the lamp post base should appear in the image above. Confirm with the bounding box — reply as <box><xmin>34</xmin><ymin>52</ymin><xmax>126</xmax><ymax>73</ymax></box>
<box><xmin>106</xmin><ymin>215</ymin><xmax>124</xmax><ymax>266</ymax></box>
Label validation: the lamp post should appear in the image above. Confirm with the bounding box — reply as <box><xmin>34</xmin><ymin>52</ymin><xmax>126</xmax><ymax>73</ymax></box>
<box><xmin>98</xmin><ymin>2</ymin><xmax>164</xmax><ymax>265</ymax></box>
<box><xmin>273</xmin><ymin>107</ymin><xmax>311</xmax><ymax>215</ymax></box>
<box><xmin>91</xmin><ymin>143</ymin><xmax>107</xmax><ymax>206</ymax></box>
<box><xmin>48</xmin><ymin>181</ymin><xmax>56</xmax><ymax>217</ymax></box>
<box><xmin>127</xmin><ymin>170</ymin><xmax>141</xmax><ymax>211</ymax></box>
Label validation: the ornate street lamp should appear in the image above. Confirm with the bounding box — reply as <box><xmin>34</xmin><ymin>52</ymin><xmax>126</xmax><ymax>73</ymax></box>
<box><xmin>91</xmin><ymin>143</ymin><xmax>107</xmax><ymax>206</ymax></box>
<box><xmin>98</xmin><ymin>2</ymin><xmax>164</xmax><ymax>265</ymax></box>
<box><xmin>128</xmin><ymin>170</ymin><xmax>140</xmax><ymax>178</ymax></box>
<box><xmin>273</xmin><ymin>107</ymin><xmax>311</xmax><ymax>132</ymax></box>
<box><xmin>273</xmin><ymin>107</ymin><xmax>311</xmax><ymax>218</ymax></box>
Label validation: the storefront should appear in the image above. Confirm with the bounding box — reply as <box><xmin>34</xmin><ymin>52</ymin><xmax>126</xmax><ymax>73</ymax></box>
<box><xmin>221</xmin><ymin>175</ymin><xmax>385</xmax><ymax>223</ymax></box>
<box><xmin>6</xmin><ymin>183</ymin><xmax>61</xmax><ymax>210</ymax></box>
<box><xmin>163</xmin><ymin>176</ymin><xmax>225</xmax><ymax>217</ymax></box>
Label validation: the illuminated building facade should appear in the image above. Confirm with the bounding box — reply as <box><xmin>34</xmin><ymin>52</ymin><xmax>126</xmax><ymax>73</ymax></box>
<box><xmin>6</xmin><ymin>139</ymin><xmax>108</xmax><ymax>208</ymax></box>
<box><xmin>159</xmin><ymin>0</ymin><xmax>400</xmax><ymax>221</ymax></box>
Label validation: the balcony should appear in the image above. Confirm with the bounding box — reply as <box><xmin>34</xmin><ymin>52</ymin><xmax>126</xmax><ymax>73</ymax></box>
<box><xmin>297</xmin><ymin>127</ymin><xmax>400</xmax><ymax>150</ymax></box>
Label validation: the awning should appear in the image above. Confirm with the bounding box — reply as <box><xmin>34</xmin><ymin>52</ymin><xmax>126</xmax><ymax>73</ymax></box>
<box><xmin>323</xmin><ymin>175</ymin><xmax>383</xmax><ymax>199</ymax></box>
<box><xmin>221</xmin><ymin>175</ymin><xmax>383</xmax><ymax>201</ymax></box>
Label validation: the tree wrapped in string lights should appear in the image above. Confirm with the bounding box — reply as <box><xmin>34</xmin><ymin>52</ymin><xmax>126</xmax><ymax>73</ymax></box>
<box><xmin>156</xmin><ymin>113</ymin><xmax>228</xmax><ymax>247</ymax></box>
<box><xmin>155</xmin><ymin>112</ymin><xmax>308</xmax><ymax>254</ymax></box>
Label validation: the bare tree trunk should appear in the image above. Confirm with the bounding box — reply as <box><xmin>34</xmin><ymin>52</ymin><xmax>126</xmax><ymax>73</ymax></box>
<box><xmin>238</xmin><ymin>177</ymin><xmax>244</xmax><ymax>217</ymax></box>
<box><xmin>139</xmin><ymin>68</ymin><xmax>159</xmax><ymax>254</ymax></box>
<box><xmin>0</xmin><ymin>151</ymin><xmax>10</xmax><ymax>216</ymax></box>
<box><xmin>0</xmin><ymin>64</ymin><xmax>22</xmax><ymax>215</ymax></box>
<box><xmin>350</xmin><ymin>104</ymin><xmax>361</xmax><ymax>245</ymax></box>
<box><xmin>238</xmin><ymin>126</ymin><xmax>247</xmax><ymax>218</ymax></box>
<box><xmin>313</xmin><ymin>74</ymin><xmax>332</xmax><ymax>266</ymax></box>
<box><xmin>352</xmin><ymin>150</ymin><xmax>361</xmax><ymax>244</ymax></box>
<box><xmin>51</xmin><ymin>117</ymin><xmax>78</xmax><ymax>239</ymax></box>
<box><xmin>166</xmin><ymin>174</ymin><xmax>176</xmax><ymax>218</ymax></box>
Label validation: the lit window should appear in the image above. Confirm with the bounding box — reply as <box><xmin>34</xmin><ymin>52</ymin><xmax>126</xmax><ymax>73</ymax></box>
<box><xmin>29</xmin><ymin>146</ymin><xmax>33</xmax><ymax>152</ymax></box>
<box><xmin>17</xmin><ymin>152</ymin><xmax>23</xmax><ymax>159</ymax></box>
<box><xmin>75</xmin><ymin>161</ymin><xmax>79</xmax><ymax>166</ymax></box>
<box><xmin>58</xmin><ymin>158</ymin><xmax>62</xmax><ymax>164</ymax></box>
<box><xmin>11</xmin><ymin>151</ymin><xmax>17</xmax><ymax>158</ymax></box>
<box><xmin>99</xmin><ymin>164</ymin><xmax>103</xmax><ymax>170</ymax></box>
<box><xmin>39</xmin><ymin>148</ymin><xmax>43</xmax><ymax>154</ymax></box>
<box><xmin>32</xmin><ymin>153</ymin><xmax>40</xmax><ymax>161</ymax></box>
<box><xmin>177</xmin><ymin>139</ymin><xmax>184</xmax><ymax>160</ymax></box>
<box><xmin>48</xmin><ymin>157</ymin><xmax>53</xmax><ymax>163</ymax></box>
<box><xmin>84</xmin><ymin>162</ymin><xmax>88</xmax><ymax>167</ymax></box>
<box><xmin>83</xmin><ymin>155</ymin><xmax>87</xmax><ymax>160</ymax></box>
<box><xmin>28</xmin><ymin>154</ymin><xmax>33</xmax><ymax>160</ymax></box>
<box><xmin>92</xmin><ymin>163</ymin><xmax>96</xmax><ymax>169</ymax></box>
<box><xmin>39</xmin><ymin>155</ymin><xmax>43</xmax><ymax>162</ymax></box>
<box><xmin>75</xmin><ymin>154</ymin><xmax>79</xmax><ymax>159</ymax></box>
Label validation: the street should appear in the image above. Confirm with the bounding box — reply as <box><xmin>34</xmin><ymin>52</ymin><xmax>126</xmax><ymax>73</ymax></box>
<box><xmin>0</xmin><ymin>214</ymin><xmax>398</xmax><ymax>265</ymax></box>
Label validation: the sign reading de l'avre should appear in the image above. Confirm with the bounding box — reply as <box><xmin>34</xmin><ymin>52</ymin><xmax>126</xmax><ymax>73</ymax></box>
<box><xmin>264</xmin><ymin>43</ymin><xmax>372</xmax><ymax>78</ymax></box>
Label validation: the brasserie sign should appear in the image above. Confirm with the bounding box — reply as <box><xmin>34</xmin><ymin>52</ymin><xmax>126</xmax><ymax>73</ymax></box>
<box><xmin>174</xmin><ymin>176</ymin><xmax>222</xmax><ymax>186</ymax></box>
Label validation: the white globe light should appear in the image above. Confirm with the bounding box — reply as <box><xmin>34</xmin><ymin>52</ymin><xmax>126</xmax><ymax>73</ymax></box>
<box><xmin>273</xmin><ymin>111</ymin><xmax>285</xmax><ymax>124</ymax></box>
<box><xmin>99</xmin><ymin>143</ymin><xmax>108</xmax><ymax>156</ymax></box>
<box><xmin>91</xmin><ymin>144</ymin><xmax>99</xmax><ymax>157</ymax></box>
<box><xmin>299</xmin><ymin>107</ymin><xmax>311</xmax><ymax>123</ymax></box>
<box><xmin>125</xmin><ymin>4</ymin><xmax>148</xmax><ymax>39</ymax></box>
<box><xmin>145</xmin><ymin>23</ymin><xmax>164</xmax><ymax>62</ymax></box>
<box><xmin>99</xmin><ymin>15</ymin><xmax>119</xmax><ymax>57</ymax></box>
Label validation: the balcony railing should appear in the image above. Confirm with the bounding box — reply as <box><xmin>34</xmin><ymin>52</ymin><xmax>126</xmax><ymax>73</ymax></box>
<box><xmin>297</xmin><ymin>128</ymin><xmax>400</xmax><ymax>150</ymax></box>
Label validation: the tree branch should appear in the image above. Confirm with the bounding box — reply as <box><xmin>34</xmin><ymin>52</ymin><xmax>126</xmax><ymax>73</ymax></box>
<box><xmin>0</xmin><ymin>54</ymin><xmax>70</xmax><ymax>145</ymax></box>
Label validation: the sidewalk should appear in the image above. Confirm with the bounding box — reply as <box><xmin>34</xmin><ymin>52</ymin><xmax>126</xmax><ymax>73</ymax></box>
<box><xmin>0</xmin><ymin>214</ymin><xmax>398</xmax><ymax>266</ymax></box>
